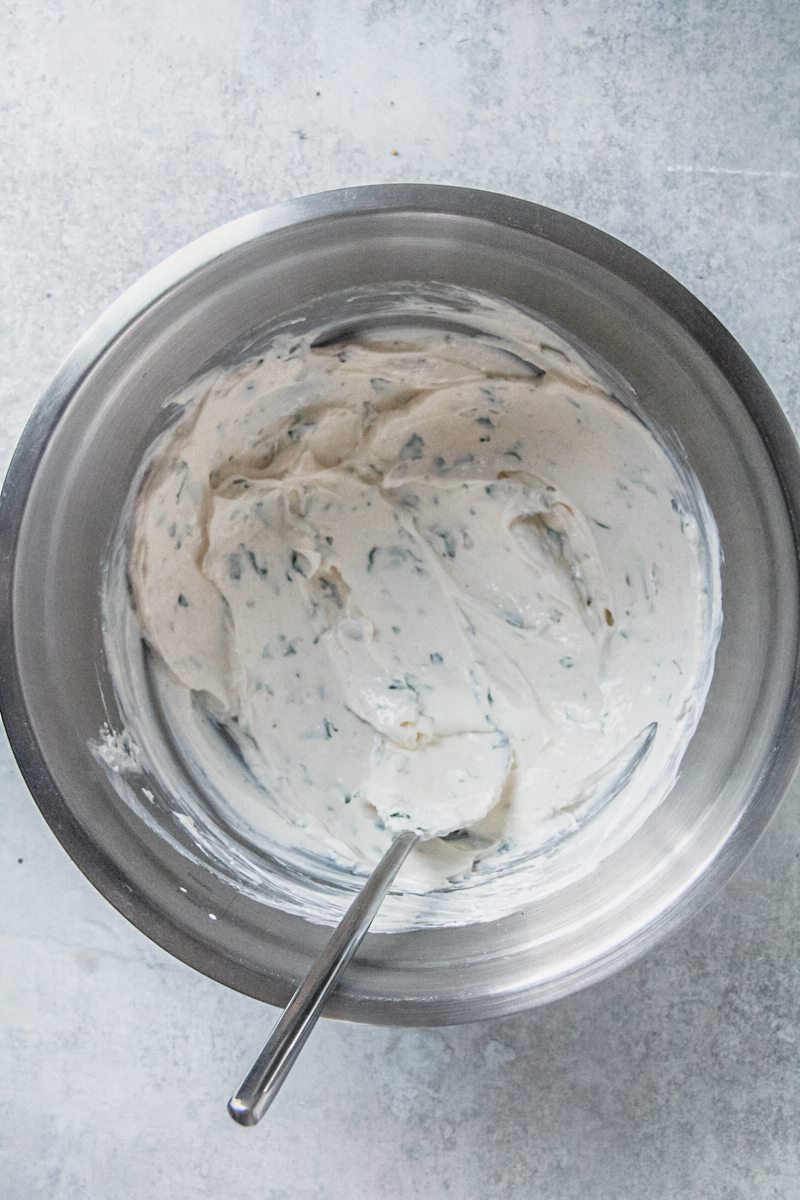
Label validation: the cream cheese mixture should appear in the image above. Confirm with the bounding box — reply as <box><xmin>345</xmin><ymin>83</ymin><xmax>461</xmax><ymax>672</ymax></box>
<box><xmin>103</xmin><ymin>287</ymin><xmax>722</xmax><ymax>929</ymax></box>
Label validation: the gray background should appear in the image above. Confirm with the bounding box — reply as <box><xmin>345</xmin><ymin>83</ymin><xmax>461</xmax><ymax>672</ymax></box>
<box><xmin>2</xmin><ymin>2</ymin><xmax>798</xmax><ymax>1196</ymax></box>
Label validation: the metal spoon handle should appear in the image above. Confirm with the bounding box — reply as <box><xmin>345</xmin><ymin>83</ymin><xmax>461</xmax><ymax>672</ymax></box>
<box><xmin>228</xmin><ymin>829</ymin><xmax>419</xmax><ymax>1126</ymax></box>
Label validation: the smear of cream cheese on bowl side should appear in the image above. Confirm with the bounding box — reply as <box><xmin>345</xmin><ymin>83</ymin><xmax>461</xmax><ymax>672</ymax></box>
<box><xmin>95</xmin><ymin>285</ymin><xmax>722</xmax><ymax>932</ymax></box>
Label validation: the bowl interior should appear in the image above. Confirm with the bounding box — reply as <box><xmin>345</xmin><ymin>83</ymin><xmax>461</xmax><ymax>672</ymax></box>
<box><xmin>4</xmin><ymin>189</ymin><xmax>799</xmax><ymax>1022</ymax></box>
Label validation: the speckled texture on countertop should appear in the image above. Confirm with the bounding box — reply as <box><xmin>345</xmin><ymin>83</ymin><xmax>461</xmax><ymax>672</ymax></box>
<box><xmin>1</xmin><ymin>2</ymin><xmax>798</xmax><ymax>1197</ymax></box>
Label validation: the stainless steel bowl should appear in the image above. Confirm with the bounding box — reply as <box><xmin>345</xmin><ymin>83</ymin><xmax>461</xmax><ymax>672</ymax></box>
<box><xmin>2</xmin><ymin>185</ymin><xmax>799</xmax><ymax>1025</ymax></box>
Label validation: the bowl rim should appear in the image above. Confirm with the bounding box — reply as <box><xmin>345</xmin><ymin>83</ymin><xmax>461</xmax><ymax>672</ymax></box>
<box><xmin>2</xmin><ymin>183</ymin><xmax>800</xmax><ymax>1023</ymax></box>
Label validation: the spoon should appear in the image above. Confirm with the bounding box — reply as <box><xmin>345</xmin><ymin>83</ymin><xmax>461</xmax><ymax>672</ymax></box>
<box><xmin>228</xmin><ymin>730</ymin><xmax>510</xmax><ymax>1126</ymax></box>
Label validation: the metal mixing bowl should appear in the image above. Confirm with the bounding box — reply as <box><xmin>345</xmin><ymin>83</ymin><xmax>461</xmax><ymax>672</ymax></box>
<box><xmin>2</xmin><ymin>185</ymin><xmax>799</xmax><ymax>1024</ymax></box>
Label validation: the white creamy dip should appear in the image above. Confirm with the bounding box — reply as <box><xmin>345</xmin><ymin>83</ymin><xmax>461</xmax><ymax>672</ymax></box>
<box><xmin>102</xmin><ymin>287</ymin><xmax>722</xmax><ymax>929</ymax></box>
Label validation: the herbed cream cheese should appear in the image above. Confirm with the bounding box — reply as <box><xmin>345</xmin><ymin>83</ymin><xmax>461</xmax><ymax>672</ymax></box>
<box><xmin>104</xmin><ymin>287</ymin><xmax>722</xmax><ymax>928</ymax></box>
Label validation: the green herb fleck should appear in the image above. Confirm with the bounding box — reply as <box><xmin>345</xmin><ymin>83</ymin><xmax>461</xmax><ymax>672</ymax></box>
<box><xmin>432</xmin><ymin>528</ymin><xmax>457</xmax><ymax>558</ymax></box>
<box><xmin>545</xmin><ymin>526</ymin><xmax>565</xmax><ymax>552</ymax></box>
<box><xmin>227</xmin><ymin>553</ymin><xmax>243</xmax><ymax>581</ymax></box>
<box><xmin>247</xmin><ymin>550</ymin><xmax>268</xmax><ymax>577</ymax></box>
<box><xmin>319</xmin><ymin>576</ymin><xmax>343</xmax><ymax>607</ymax></box>
<box><xmin>442</xmin><ymin>828</ymin><xmax>470</xmax><ymax>841</ymax></box>
<box><xmin>400</xmin><ymin>433</ymin><xmax>425</xmax><ymax>461</ymax></box>
<box><xmin>175</xmin><ymin>461</ymin><xmax>189</xmax><ymax>501</ymax></box>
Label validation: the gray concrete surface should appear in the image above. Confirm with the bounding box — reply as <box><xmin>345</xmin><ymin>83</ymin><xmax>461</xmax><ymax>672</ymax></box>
<box><xmin>2</xmin><ymin>1</ymin><xmax>798</xmax><ymax>1196</ymax></box>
